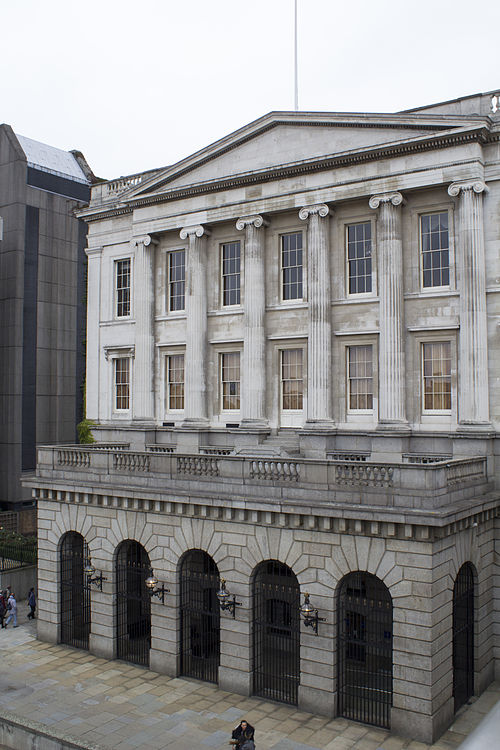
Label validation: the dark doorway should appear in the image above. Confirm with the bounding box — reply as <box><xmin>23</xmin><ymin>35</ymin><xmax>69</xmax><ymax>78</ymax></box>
<box><xmin>253</xmin><ymin>560</ymin><xmax>300</xmax><ymax>705</ymax></box>
<box><xmin>453</xmin><ymin>563</ymin><xmax>475</xmax><ymax>712</ymax></box>
<box><xmin>338</xmin><ymin>572</ymin><xmax>393</xmax><ymax>728</ymax></box>
<box><xmin>180</xmin><ymin>550</ymin><xmax>220</xmax><ymax>683</ymax></box>
<box><xmin>60</xmin><ymin>532</ymin><xmax>91</xmax><ymax>649</ymax></box>
<box><xmin>116</xmin><ymin>540</ymin><xmax>151</xmax><ymax>667</ymax></box>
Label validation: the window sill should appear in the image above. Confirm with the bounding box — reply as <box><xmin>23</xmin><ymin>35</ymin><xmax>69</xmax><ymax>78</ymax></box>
<box><xmin>101</xmin><ymin>318</ymin><xmax>136</xmax><ymax>327</ymax></box>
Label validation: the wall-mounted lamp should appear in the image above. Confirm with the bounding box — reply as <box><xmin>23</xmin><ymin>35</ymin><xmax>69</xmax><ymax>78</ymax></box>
<box><xmin>84</xmin><ymin>560</ymin><xmax>107</xmax><ymax>591</ymax></box>
<box><xmin>216</xmin><ymin>578</ymin><xmax>241</xmax><ymax>618</ymax></box>
<box><xmin>299</xmin><ymin>592</ymin><xmax>325</xmax><ymax>635</ymax></box>
<box><xmin>145</xmin><ymin>569</ymin><xmax>169</xmax><ymax>603</ymax></box>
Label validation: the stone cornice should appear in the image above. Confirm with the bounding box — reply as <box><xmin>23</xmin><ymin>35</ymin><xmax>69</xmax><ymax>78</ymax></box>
<box><xmin>79</xmin><ymin>126</ymin><xmax>495</xmax><ymax>223</ymax></box>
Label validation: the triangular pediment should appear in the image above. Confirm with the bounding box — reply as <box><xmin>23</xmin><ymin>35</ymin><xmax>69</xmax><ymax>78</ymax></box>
<box><xmin>122</xmin><ymin>111</ymin><xmax>486</xmax><ymax>201</ymax></box>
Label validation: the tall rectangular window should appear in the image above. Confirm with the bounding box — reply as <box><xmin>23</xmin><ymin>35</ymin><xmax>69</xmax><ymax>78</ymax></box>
<box><xmin>167</xmin><ymin>354</ymin><xmax>184</xmax><ymax>410</ymax></box>
<box><xmin>347</xmin><ymin>222</ymin><xmax>372</xmax><ymax>294</ymax></box>
<box><xmin>421</xmin><ymin>212</ymin><xmax>449</xmax><ymax>288</ymax></box>
<box><xmin>422</xmin><ymin>341</ymin><xmax>451</xmax><ymax>411</ymax></box>
<box><xmin>347</xmin><ymin>345</ymin><xmax>373</xmax><ymax>411</ymax></box>
<box><xmin>221</xmin><ymin>352</ymin><xmax>240</xmax><ymax>410</ymax></box>
<box><xmin>114</xmin><ymin>358</ymin><xmax>130</xmax><ymax>411</ymax></box>
<box><xmin>168</xmin><ymin>250</ymin><xmax>185</xmax><ymax>311</ymax></box>
<box><xmin>221</xmin><ymin>241</ymin><xmax>240</xmax><ymax>306</ymax></box>
<box><xmin>281</xmin><ymin>232</ymin><xmax>303</xmax><ymax>300</ymax></box>
<box><xmin>281</xmin><ymin>349</ymin><xmax>303</xmax><ymax>410</ymax></box>
<box><xmin>115</xmin><ymin>259</ymin><xmax>131</xmax><ymax>317</ymax></box>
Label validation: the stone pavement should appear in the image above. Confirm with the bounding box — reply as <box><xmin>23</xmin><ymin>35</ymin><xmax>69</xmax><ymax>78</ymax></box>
<box><xmin>0</xmin><ymin>621</ymin><xmax>498</xmax><ymax>750</ymax></box>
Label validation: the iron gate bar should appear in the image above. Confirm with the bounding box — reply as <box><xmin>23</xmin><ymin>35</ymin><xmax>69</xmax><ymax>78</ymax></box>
<box><xmin>453</xmin><ymin>563</ymin><xmax>474</xmax><ymax>712</ymax></box>
<box><xmin>116</xmin><ymin>541</ymin><xmax>151</xmax><ymax>667</ymax></box>
<box><xmin>253</xmin><ymin>560</ymin><xmax>300</xmax><ymax>705</ymax></box>
<box><xmin>60</xmin><ymin>532</ymin><xmax>91</xmax><ymax>650</ymax></box>
<box><xmin>180</xmin><ymin>552</ymin><xmax>220</xmax><ymax>684</ymax></box>
<box><xmin>338</xmin><ymin>572</ymin><xmax>393</xmax><ymax>729</ymax></box>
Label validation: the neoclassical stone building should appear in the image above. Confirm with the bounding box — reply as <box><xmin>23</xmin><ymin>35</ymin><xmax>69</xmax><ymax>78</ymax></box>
<box><xmin>32</xmin><ymin>88</ymin><xmax>500</xmax><ymax>743</ymax></box>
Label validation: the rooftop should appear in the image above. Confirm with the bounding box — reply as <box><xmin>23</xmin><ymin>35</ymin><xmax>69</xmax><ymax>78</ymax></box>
<box><xmin>16</xmin><ymin>133</ymin><xmax>90</xmax><ymax>184</ymax></box>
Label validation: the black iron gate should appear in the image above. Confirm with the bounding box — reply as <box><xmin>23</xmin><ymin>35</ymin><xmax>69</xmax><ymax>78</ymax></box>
<box><xmin>453</xmin><ymin>563</ymin><xmax>474</xmax><ymax>712</ymax></box>
<box><xmin>116</xmin><ymin>541</ymin><xmax>151</xmax><ymax>667</ymax></box>
<box><xmin>180</xmin><ymin>550</ymin><xmax>220</xmax><ymax>683</ymax></box>
<box><xmin>253</xmin><ymin>560</ymin><xmax>300</xmax><ymax>705</ymax></box>
<box><xmin>60</xmin><ymin>532</ymin><xmax>91</xmax><ymax>649</ymax></box>
<box><xmin>338</xmin><ymin>572</ymin><xmax>393</xmax><ymax>729</ymax></box>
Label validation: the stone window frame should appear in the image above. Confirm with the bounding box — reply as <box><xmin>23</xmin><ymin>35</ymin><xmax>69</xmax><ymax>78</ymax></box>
<box><xmin>344</xmin><ymin>217</ymin><xmax>377</xmax><ymax>299</ymax></box>
<box><xmin>336</xmin><ymin>334</ymin><xmax>378</xmax><ymax>425</ymax></box>
<box><xmin>220</xmin><ymin>239</ymin><xmax>242</xmax><ymax>308</ymax></box>
<box><xmin>214</xmin><ymin>345</ymin><xmax>243</xmax><ymax>418</ymax></box>
<box><xmin>104</xmin><ymin>346</ymin><xmax>135</xmax><ymax>418</ymax></box>
<box><xmin>166</xmin><ymin>247</ymin><xmax>186</xmax><ymax>314</ymax></box>
<box><xmin>274</xmin><ymin>340</ymin><xmax>307</xmax><ymax>426</ymax></box>
<box><xmin>108</xmin><ymin>250</ymin><xmax>133</xmax><ymax>323</ymax></box>
<box><xmin>114</xmin><ymin>257</ymin><xmax>131</xmax><ymax>319</ymax></box>
<box><xmin>409</xmin><ymin>200</ymin><xmax>456</xmax><ymax>295</ymax></box>
<box><xmin>279</xmin><ymin>230</ymin><xmax>305</xmax><ymax>304</ymax></box>
<box><xmin>165</xmin><ymin>350</ymin><xmax>185</xmax><ymax>415</ymax></box>
<box><xmin>411</xmin><ymin>330</ymin><xmax>457</xmax><ymax>425</ymax></box>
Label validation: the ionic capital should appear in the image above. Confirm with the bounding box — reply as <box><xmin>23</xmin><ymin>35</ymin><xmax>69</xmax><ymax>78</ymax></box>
<box><xmin>179</xmin><ymin>225</ymin><xmax>211</xmax><ymax>240</ymax></box>
<box><xmin>369</xmin><ymin>192</ymin><xmax>404</xmax><ymax>210</ymax></box>
<box><xmin>132</xmin><ymin>234</ymin><xmax>158</xmax><ymax>248</ymax></box>
<box><xmin>299</xmin><ymin>204</ymin><xmax>330</xmax><ymax>221</ymax></box>
<box><xmin>448</xmin><ymin>180</ymin><xmax>487</xmax><ymax>197</ymax></box>
<box><xmin>236</xmin><ymin>215</ymin><xmax>269</xmax><ymax>231</ymax></box>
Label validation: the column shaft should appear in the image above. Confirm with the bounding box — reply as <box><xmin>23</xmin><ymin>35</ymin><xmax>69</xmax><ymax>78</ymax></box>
<box><xmin>133</xmin><ymin>236</ymin><xmax>156</xmax><ymax>421</ymax></box>
<box><xmin>84</xmin><ymin>247</ymin><xmax>102</xmax><ymax>421</ymax></box>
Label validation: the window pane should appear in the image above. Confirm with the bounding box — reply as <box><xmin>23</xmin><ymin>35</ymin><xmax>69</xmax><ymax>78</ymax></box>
<box><xmin>169</xmin><ymin>250</ymin><xmax>185</xmax><ymax>311</ymax></box>
<box><xmin>222</xmin><ymin>241</ymin><xmax>241</xmax><ymax>306</ymax></box>
<box><xmin>115</xmin><ymin>358</ymin><xmax>130</xmax><ymax>410</ymax></box>
<box><xmin>116</xmin><ymin>259</ymin><xmax>131</xmax><ymax>317</ymax></box>
<box><xmin>421</xmin><ymin>213</ymin><xmax>449</xmax><ymax>288</ymax></box>
<box><xmin>347</xmin><ymin>222</ymin><xmax>372</xmax><ymax>295</ymax></box>
<box><xmin>282</xmin><ymin>233</ymin><xmax>303</xmax><ymax>300</ymax></box>
<box><xmin>422</xmin><ymin>342</ymin><xmax>451</xmax><ymax>411</ymax></box>
<box><xmin>348</xmin><ymin>346</ymin><xmax>373</xmax><ymax>411</ymax></box>
<box><xmin>221</xmin><ymin>352</ymin><xmax>240</xmax><ymax>410</ymax></box>
<box><xmin>281</xmin><ymin>349</ymin><xmax>303</xmax><ymax>410</ymax></box>
<box><xmin>167</xmin><ymin>354</ymin><xmax>184</xmax><ymax>410</ymax></box>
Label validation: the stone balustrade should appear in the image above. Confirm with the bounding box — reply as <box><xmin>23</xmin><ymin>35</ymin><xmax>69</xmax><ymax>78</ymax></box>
<box><xmin>40</xmin><ymin>447</ymin><xmax>491</xmax><ymax>512</ymax></box>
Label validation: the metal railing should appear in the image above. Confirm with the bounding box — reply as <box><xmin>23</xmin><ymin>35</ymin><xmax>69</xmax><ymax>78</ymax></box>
<box><xmin>0</xmin><ymin>541</ymin><xmax>37</xmax><ymax>571</ymax></box>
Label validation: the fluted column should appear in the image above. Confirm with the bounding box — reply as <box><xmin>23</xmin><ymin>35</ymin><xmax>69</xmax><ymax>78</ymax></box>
<box><xmin>369</xmin><ymin>192</ymin><xmax>407</xmax><ymax>427</ymax></box>
<box><xmin>180</xmin><ymin>224</ymin><xmax>210</xmax><ymax>426</ymax></box>
<box><xmin>299</xmin><ymin>204</ymin><xmax>334</xmax><ymax>426</ymax></box>
<box><xmin>236</xmin><ymin>215</ymin><xmax>269</xmax><ymax>426</ymax></box>
<box><xmin>448</xmin><ymin>180</ymin><xmax>490</xmax><ymax>425</ymax></box>
<box><xmin>84</xmin><ymin>247</ymin><xmax>102</xmax><ymax>421</ymax></box>
<box><xmin>132</xmin><ymin>234</ymin><xmax>157</xmax><ymax>421</ymax></box>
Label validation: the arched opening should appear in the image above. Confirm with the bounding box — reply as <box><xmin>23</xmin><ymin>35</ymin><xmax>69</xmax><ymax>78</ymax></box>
<box><xmin>60</xmin><ymin>531</ymin><xmax>91</xmax><ymax>649</ymax></box>
<box><xmin>253</xmin><ymin>559</ymin><xmax>300</xmax><ymax>705</ymax></box>
<box><xmin>180</xmin><ymin>549</ymin><xmax>220</xmax><ymax>683</ymax></box>
<box><xmin>453</xmin><ymin>562</ymin><xmax>475</xmax><ymax>712</ymax></box>
<box><xmin>116</xmin><ymin>540</ymin><xmax>151</xmax><ymax>667</ymax></box>
<box><xmin>338</xmin><ymin>572</ymin><xmax>393</xmax><ymax>729</ymax></box>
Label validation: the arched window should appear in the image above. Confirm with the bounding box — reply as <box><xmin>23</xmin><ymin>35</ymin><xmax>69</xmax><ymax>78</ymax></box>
<box><xmin>253</xmin><ymin>560</ymin><xmax>300</xmax><ymax>705</ymax></box>
<box><xmin>180</xmin><ymin>549</ymin><xmax>220</xmax><ymax>683</ymax></box>
<box><xmin>453</xmin><ymin>563</ymin><xmax>475</xmax><ymax>712</ymax></box>
<box><xmin>116</xmin><ymin>540</ymin><xmax>151</xmax><ymax>667</ymax></box>
<box><xmin>60</xmin><ymin>531</ymin><xmax>91</xmax><ymax>649</ymax></box>
<box><xmin>338</xmin><ymin>572</ymin><xmax>392</xmax><ymax>728</ymax></box>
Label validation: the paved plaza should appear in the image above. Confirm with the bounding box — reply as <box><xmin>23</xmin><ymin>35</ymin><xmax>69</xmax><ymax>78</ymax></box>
<box><xmin>0</xmin><ymin>621</ymin><xmax>497</xmax><ymax>750</ymax></box>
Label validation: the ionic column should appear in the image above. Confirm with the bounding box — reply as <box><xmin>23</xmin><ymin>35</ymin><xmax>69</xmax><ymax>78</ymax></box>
<box><xmin>299</xmin><ymin>204</ymin><xmax>334</xmax><ymax>426</ymax></box>
<box><xmin>133</xmin><ymin>234</ymin><xmax>157</xmax><ymax>421</ymax></box>
<box><xmin>236</xmin><ymin>215</ymin><xmax>269</xmax><ymax>426</ymax></box>
<box><xmin>180</xmin><ymin>224</ymin><xmax>210</xmax><ymax>426</ymax></box>
<box><xmin>369</xmin><ymin>192</ymin><xmax>407</xmax><ymax>427</ymax></box>
<box><xmin>448</xmin><ymin>180</ymin><xmax>490</xmax><ymax>425</ymax></box>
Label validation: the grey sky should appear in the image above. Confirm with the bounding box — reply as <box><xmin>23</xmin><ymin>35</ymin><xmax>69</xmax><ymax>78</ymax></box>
<box><xmin>2</xmin><ymin>0</ymin><xmax>499</xmax><ymax>179</ymax></box>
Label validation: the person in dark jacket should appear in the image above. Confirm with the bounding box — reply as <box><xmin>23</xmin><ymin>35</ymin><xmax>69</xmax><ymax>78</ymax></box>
<box><xmin>230</xmin><ymin>720</ymin><xmax>255</xmax><ymax>750</ymax></box>
<box><xmin>0</xmin><ymin>592</ymin><xmax>6</xmax><ymax>628</ymax></box>
<box><xmin>27</xmin><ymin>588</ymin><xmax>36</xmax><ymax>619</ymax></box>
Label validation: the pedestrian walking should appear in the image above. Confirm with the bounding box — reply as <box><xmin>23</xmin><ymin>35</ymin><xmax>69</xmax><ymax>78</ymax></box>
<box><xmin>27</xmin><ymin>588</ymin><xmax>36</xmax><ymax>619</ymax></box>
<box><xmin>230</xmin><ymin>720</ymin><xmax>255</xmax><ymax>750</ymax></box>
<box><xmin>0</xmin><ymin>591</ymin><xmax>6</xmax><ymax>628</ymax></box>
<box><xmin>5</xmin><ymin>592</ymin><xmax>18</xmax><ymax>628</ymax></box>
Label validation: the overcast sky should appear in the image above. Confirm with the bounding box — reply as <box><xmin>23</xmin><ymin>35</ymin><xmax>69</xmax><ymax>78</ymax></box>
<box><xmin>2</xmin><ymin>0</ymin><xmax>499</xmax><ymax>180</ymax></box>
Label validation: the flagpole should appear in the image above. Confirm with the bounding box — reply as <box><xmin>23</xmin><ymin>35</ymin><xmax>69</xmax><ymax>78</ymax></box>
<box><xmin>294</xmin><ymin>0</ymin><xmax>298</xmax><ymax>111</ymax></box>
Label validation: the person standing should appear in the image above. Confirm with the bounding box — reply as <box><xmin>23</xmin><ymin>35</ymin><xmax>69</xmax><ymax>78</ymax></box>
<box><xmin>5</xmin><ymin>592</ymin><xmax>17</xmax><ymax>628</ymax></box>
<box><xmin>27</xmin><ymin>588</ymin><xmax>36</xmax><ymax>619</ymax></box>
<box><xmin>0</xmin><ymin>591</ymin><xmax>6</xmax><ymax>628</ymax></box>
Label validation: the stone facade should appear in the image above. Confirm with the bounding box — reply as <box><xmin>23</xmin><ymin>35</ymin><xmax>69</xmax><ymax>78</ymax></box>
<box><xmin>30</xmin><ymin>88</ymin><xmax>500</xmax><ymax>743</ymax></box>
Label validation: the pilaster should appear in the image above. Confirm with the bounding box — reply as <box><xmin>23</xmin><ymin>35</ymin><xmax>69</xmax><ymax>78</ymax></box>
<box><xmin>84</xmin><ymin>247</ymin><xmax>102</xmax><ymax>421</ymax></box>
<box><xmin>180</xmin><ymin>225</ymin><xmax>210</xmax><ymax>427</ymax></box>
<box><xmin>299</xmin><ymin>204</ymin><xmax>334</xmax><ymax>428</ymax></box>
<box><xmin>448</xmin><ymin>180</ymin><xmax>490</xmax><ymax>427</ymax></box>
<box><xmin>236</xmin><ymin>215</ymin><xmax>269</xmax><ymax>428</ymax></box>
<box><xmin>369</xmin><ymin>192</ymin><xmax>408</xmax><ymax>429</ymax></box>
<box><xmin>132</xmin><ymin>235</ymin><xmax>157</xmax><ymax>422</ymax></box>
